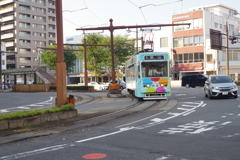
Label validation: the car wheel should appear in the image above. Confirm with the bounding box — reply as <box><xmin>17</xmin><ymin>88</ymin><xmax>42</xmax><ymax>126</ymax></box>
<box><xmin>185</xmin><ymin>84</ymin><xmax>190</xmax><ymax>88</ymax></box>
<box><xmin>204</xmin><ymin>89</ymin><xmax>208</xmax><ymax>97</ymax></box>
<box><xmin>234</xmin><ymin>95</ymin><xmax>238</xmax><ymax>98</ymax></box>
<box><xmin>208</xmin><ymin>91</ymin><xmax>213</xmax><ymax>99</ymax></box>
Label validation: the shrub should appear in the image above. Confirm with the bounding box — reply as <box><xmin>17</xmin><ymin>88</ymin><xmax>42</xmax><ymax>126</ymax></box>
<box><xmin>0</xmin><ymin>104</ymin><xmax>75</xmax><ymax>121</ymax></box>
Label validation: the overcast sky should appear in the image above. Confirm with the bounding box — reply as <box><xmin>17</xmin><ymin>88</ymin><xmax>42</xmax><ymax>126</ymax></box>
<box><xmin>62</xmin><ymin>0</ymin><xmax>240</xmax><ymax>38</ymax></box>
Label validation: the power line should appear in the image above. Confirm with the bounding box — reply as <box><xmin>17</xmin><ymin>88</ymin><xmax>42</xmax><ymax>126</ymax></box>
<box><xmin>83</xmin><ymin>0</ymin><xmax>106</xmax><ymax>25</ymax></box>
<box><xmin>128</xmin><ymin>0</ymin><xmax>183</xmax><ymax>24</ymax></box>
<box><xmin>63</xmin><ymin>8</ymin><xmax>87</xmax><ymax>12</ymax></box>
<box><xmin>139</xmin><ymin>0</ymin><xmax>183</xmax><ymax>8</ymax></box>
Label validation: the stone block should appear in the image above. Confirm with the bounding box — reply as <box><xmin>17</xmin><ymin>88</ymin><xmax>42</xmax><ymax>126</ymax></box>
<box><xmin>66</xmin><ymin>109</ymin><xmax>77</xmax><ymax>118</ymax></box>
<box><xmin>9</xmin><ymin>119</ymin><xmax>24</xmax><ymax>129</ymax></box>
<box><xmin>57</xmin><ymin>111</ymin><xmax>68</xmax><ymax>119</ymax></box>
<box><xmin>23</xmin><ymin>116</ymin><xmax>41</xmax><ymax>127</ymax></box>
<box><xmin>48</xmin><ymin>113</ymin><xmax>58</xmax><ymax>121</ymax></box>
<box><xmin>0</xmin><ymin>120</ymin><xmax>8</xmax><ymax>130</ymax></box>
<box><xmin>40</xmin><ymin>114</ymin><xmax>49</xmax><ymax>123</ymax></box>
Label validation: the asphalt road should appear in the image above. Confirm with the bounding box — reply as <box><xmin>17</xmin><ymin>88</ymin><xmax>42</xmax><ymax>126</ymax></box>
<box><xmin>0</xmin><ymin>88</ymin><xmax>240</xmax><ymax>160</ymax></box>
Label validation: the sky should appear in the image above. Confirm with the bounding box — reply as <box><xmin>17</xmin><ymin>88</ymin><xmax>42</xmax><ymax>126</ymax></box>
<box><xmin>62</xmin><ymin>0</ymin><xmax>240</xmax><ymax>38</ymax></box>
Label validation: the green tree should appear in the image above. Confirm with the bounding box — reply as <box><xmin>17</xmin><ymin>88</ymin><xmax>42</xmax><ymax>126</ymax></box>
<box><xmin>78</xmin><ymin>34</ymin><xmax>135</xmax><ymax>78</ymax></box>
<box><xmin>41</xmin><ymin>45</ymin><xmax>78</xmax><ymax>73</ymax></box>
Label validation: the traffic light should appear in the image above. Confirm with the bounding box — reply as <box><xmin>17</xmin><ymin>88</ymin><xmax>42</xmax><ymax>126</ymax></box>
<box><xmin>229</xmin><ymin>36</ymin><xmax>237</xmax><ymax>44</ymax></box>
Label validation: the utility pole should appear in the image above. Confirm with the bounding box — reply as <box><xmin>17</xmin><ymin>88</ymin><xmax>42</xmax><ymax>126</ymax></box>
<box><xmin>55</xmin><ymin>0</ymin><xmax>67</xmax><ymax>107</ymax></box>
<box><xmin>226</xmin><ymin>22</ymin><xmax>229</xmax><ymax>75</ymax></box>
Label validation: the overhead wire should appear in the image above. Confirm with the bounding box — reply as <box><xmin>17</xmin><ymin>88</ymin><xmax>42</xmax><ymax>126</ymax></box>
<box><xmin>62</xmin><ymin>0</ymin><xmax>106</xmax><ymax>28</ymax></box>
<box><xmin>128</xmin><ymin>0</ymin><xmax>183</xmax><ymax>24</ymax></box>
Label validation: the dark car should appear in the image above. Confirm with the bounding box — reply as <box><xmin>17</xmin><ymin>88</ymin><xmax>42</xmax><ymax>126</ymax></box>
<box><xmin>181</xmin><ymin>74</ymin><xmax>208</xmax><ymax>88</ymax></box>
<box><xmin>204</xmin><ymin>75</ymin><xmax>238</xmax><ymax>99</ymax></box>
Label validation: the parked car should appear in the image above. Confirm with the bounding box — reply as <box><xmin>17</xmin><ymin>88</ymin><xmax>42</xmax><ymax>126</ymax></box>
<box><xmin>181</xmin><ymin>74</ymin><xmax>208</xmax><ymax>88</ymax></box>
<box><xmin>204</xmin><ymin>75</ymin><xmax>238</xmax><ymax>99</ymax></box>
<box><xmin>88</xmin><ymin>82</ymin><xmax>107</xmax><ymax>90</ymax></box>
<box><xmin>107</xmin><ymin>80</ymin><xmax>126</xmax><ymax>90</ymax></box>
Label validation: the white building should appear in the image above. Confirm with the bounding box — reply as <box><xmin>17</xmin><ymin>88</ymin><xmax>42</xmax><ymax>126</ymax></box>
<box><xmin>1</xmin><ymin>43</ymin><xmax>6</xmax><ymax>70</ymax></box>
<box><xmin>65</xmin><ymin>35</ymin><xmax>84</xmax><ymax>84</ymax></box>
<box><xmin>154</xmin><ymin>4</ymin><xmax>240</xmax><ymax>81</ymax></box>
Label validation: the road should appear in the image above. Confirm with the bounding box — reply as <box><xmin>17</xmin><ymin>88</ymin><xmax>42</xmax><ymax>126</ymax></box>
<box><xmin>0</xmin><ymin>88</ymin><xmax>240</xmax><ymax>160</ymax></box>
<box><xmin>0</xmin><ymin>92</ymin><xmax>56</xmax><ymax>113</ymax></box>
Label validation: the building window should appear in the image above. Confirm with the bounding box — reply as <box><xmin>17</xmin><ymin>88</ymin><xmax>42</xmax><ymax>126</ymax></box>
<box><xmin>214</xmin><ymin>22</ymin><xmax>218</xmax><ymax>28</ymax></box>
<box><xmin>193</xmin><ymin>35</ymin><xmax>204</xmax><ymax>46</ymax></box>
<box><xmin>207</xmin><ymin>54</ymin><xmax>213</xmax><ymax>63</ymax></box>
<box><xmin>173</xmin><ymin>38</ymin><xmax>183</xmax><ymax>48</ymax></box>
<box><xmin>160</xmin><ymin>37</ymin><xmax>168</xmax><ymax>48</ymax></box>
<box><xmin>183</xmin><ymin>37</ymin><xmax>193</xmax><ymax>47</ymax></box>
<box><xmin>220</xmin><ymin>24</ymin><xmax>222</xmax><ymax>29</ymax></box>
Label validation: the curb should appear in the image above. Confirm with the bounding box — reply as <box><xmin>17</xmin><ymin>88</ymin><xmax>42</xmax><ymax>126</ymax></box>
<box><xmin>0</xmin><ymin>109</ymin><xmax>77</xmax><ymax>130</ymax></box>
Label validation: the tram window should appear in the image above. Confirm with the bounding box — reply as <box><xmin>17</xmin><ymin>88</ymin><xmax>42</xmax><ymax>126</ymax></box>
<box><xmin>141</xmin><ymin>62</ymin><xmax>168</xmax><ymax>77</ymax></box>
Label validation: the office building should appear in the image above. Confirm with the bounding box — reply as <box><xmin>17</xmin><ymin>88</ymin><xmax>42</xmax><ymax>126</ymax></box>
<box><xmin>0</xmin><ymin>0</ymin><xmax>56</xmax><ymax>69</ymax></box>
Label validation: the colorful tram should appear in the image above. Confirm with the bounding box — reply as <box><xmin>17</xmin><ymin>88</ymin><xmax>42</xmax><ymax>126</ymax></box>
<box><xmin>125</xmin><ymin>52</ymin><xmax>171</xmax><ymax>100</ymax></box>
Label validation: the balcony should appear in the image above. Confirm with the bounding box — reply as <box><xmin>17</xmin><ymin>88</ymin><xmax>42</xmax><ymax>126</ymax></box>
<box><xmin>19</xmin><ymin>59</ymin><xmax>31</xmax><ymax>64</ymax></box>
<box><xmin>0</xmin><ymin>0</ymin><xmax>15</xmax><ymax>6</ymax></box>
<box><xmin>19</xmin><ymin>42</ymin><xmax>31</xmax><ymax>46</ymax></box>
<box><xmin>1</xmin><ymin>24</ymin><xmax>14</xmax><ymax>31</ymax></box>
<box><xmin>5</xmin><ymin>42</ymin><xmax>15</xmax><ymax>47</ymax></box>
<box><xmin>19</xmin><ymin>51</ymin><xmax>31</xmax><ymax>55</ymax></box>
<box><xmin>1</xmin><ymin>15</ymin><xmax>14</xmax><ymax>22</ymax></box>
<box><xmin>1</xmin><ymin>33</ymin><xmax>14</xmax><ymax>39</ymax></box>
<box><xmin>0</xmin><ymin>5</ymin><xmax>14</xmax><ymax>14</ymax></box>
<box><xmin>7</xmin><ymin>59</ymin><xmax>16</xmax><ymax>64</ymax></box>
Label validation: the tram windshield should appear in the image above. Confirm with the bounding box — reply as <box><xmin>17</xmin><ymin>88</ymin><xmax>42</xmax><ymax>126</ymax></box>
<box><xmin>141</xmin><ymin>61</ymin><xmax>168</xmax><ymax>77</ymax></box>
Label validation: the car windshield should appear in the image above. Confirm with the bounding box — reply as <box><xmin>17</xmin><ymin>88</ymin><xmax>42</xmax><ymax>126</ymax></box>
<box><xmin>211</xmin><ymin>76</ymin><xmax>233</xmax><ymax>83</ymax></box>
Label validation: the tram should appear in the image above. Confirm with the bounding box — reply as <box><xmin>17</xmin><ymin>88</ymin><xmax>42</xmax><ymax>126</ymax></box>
<box><xmin>125</xmin><ymin>51</ymin><xmax>171</xmax><ymax>100</ymax></box>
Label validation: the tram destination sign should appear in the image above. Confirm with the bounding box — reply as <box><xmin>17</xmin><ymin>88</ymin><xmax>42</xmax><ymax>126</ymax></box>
<box><xmin>144</xmin><ymin>55</ymin><xmax>164</xmax><ymax>60</ymax></box>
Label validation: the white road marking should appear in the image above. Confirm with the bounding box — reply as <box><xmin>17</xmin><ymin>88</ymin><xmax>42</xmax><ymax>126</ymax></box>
<box><xmin>0</xmin><ymin>144</ymin><xmax>70</xmax><ymax>160</ymax></box>
<box><xmin>16</xmin><ymin>107</ymin><xmax>30</xmax><ymax>109</ymax></box>
<box><xmin>0</xmin><ymin>109</ymin><xmax>9</xmax><ymax>113</ymax></box>
<box><xmin>0</xmin><ymin>97</ymin><xmax>55</xmax><ymax>114</ymax></box>
<box><xmin>179</xmin><ymin>97</ymin><xmax>196</xmax><ymax>99</ymax></box>
<box><xmin>116</xmin><ymin>111</ymin><xmax>166</xmax><ymax>128</ymax></box>
<box><xmin>182</xmin><ymin>110</ymin><xmax>195</xmax><ymax>116</ymax></box>
<box><xmin>76</xmin><ymin>127</ymin><xmax>135</xmax><ymax>143</ymax></box>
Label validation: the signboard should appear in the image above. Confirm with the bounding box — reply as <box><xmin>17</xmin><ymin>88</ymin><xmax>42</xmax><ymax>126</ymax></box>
<box><xmin>210</xmin><ymin>29</ymin><xmax>222</xmax><ymax>50</ymax></box>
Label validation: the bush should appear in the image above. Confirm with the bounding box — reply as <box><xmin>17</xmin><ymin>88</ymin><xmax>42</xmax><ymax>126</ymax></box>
<box><xmin>0</xmin><ymin>104</ymin><xmax>75</xmax><ymax>121</ymax></box>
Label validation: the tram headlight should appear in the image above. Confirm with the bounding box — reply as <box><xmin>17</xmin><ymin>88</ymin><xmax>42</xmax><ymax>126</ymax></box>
<box><xmin>144</xmin><ymin>84</ymin><xmax>151</xmax><ymax>88</ymax></box>
<box><xmin>160</xmin><ymin>84</ymin><xmax>168</xmax><ymax>87</ymax></box>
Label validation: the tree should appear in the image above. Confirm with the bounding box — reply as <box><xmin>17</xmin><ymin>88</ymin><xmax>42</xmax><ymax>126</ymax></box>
<box><xmin>41</xmin><ymin>45</ymin><xmax>78</xmax><ymax>73</ymax></box>
<box><xmin>78</xmin><ymin>34</ymin><xmax>135</xmax><ymax>78</ymax></box>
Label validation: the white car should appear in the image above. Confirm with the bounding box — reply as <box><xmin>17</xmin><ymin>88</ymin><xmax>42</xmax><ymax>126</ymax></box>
<box><xmin>107</xmin><ymin>80</ymin><xmax>126</xmax><ymax>90</ymax></box>
<box><xmin>88</xmin><ymin>82</ymin><xmax>106</xmax><ymax>90</ymax></box>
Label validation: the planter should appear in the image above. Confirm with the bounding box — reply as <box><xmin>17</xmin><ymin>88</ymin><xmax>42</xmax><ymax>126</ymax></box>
<box><xmin>0</xmin><ymin>109</ymin><xmax>78</xmax><ymax>130</ymax></box>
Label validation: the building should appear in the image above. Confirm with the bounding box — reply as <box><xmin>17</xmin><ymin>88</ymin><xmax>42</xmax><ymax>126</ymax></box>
<box><xmin>1</xmin><ymin>43</ymin><xmax>6</xmax><ymax>70</ymax></box>
<box><xmin>0</xmin><ymin>0</ymin><xmax>56</xmax><ymax>70</ymax></box>
<box><xmin>171</xmin><ymin>4</ymin><xmax>240</xmax><ymax>80</ymax></box>
<box><xmin>65</xmin><ymin>35</ymin><xmax>84</xmax><ymax>84</ymax></box>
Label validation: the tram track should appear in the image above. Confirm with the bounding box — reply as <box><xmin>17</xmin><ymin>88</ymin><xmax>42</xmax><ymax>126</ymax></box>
<box><xmin>73</xmin><ymin>96</ymin><xmax>164</xmax><ymax>125</ymax></box>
